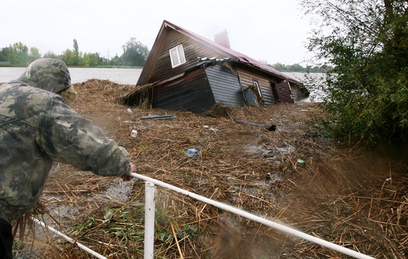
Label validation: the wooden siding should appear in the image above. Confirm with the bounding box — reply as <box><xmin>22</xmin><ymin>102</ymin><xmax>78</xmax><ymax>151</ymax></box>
<box><xmin>236</xmin><ymin>69</ymin><xmax>277</xmax><ymax>104</ymax></box>
<box><xmin>152</xmin><ymin>68</ymin><xmax>215</xmax><ymax>114</ymax></box>
<box><xmin>148</xmin><ymin>28</ymin><xmax>225</xmax><ymax>84</ymax></box>
<box><xmin>205</xmin><ymin>65</ymin><xmax>244</xmax><ymax>107</ymax></box>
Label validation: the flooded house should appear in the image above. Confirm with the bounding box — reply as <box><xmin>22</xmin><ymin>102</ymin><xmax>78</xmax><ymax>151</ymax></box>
<box><xmin>129</xmin><ymin>20</ymin><xmax>308</xmax><ymax>114</ymax></box>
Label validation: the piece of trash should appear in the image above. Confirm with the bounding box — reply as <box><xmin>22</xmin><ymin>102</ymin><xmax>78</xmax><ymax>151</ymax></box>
<box><xmin>267</xmin><ymin>125</ymin><xmax>276</xmax><ymax>131</ymax></box>
<box><xmin>127</xmin><ymin>108</ymin><xmax>132</xmax><ymax>113</ymax></box>
<box><xmin>276</xmin><ymin>145</ymin><xmax>295</xmax><ymax>155</ymax></box>
<box><xmin>130</xmin><ymin>129</ymin><xmax>138</xmax><ymax>138</ymax></box>
<box><xmin>140</xmin><ymin>114</ymin><xmax>176</xmax><ymax>120</ymax></box>
<box><xmin>297</xmin><ymin>158</ymin><xmax>306</xmax><ymax>165</ymax></box>
<box><xmin>186</xmin><ymin>148</ymin><xmax>198</xmax><ymax>158</ymax></box>
<box><xmin>233</xmin><ymin>118</ymin><xmax>276</xmax><ymax>131</ymax></box>
<box><xmin>265</xmin><ymin>172</ymin><xmax>283</xmax><ymax>183</ymax></box>
<box><xmin>104</xmin><ymin>210</ymin><xmax>114</xmax><ymax>221</ymax></box>
<box><xmin>203</xmin><ymin>125</ymin><xmax>219</xmax><ymax>132</ymax></box>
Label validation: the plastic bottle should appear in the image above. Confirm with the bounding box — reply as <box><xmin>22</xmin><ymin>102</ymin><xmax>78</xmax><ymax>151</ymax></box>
<box><xmin>186</xmin><ymin>148</ymin><xmax>198</xmax><ymax>158</ymax></box>
<box><xmin>131</xmin><ymin>129</ymin><xmax>138</xmax><ymax>138</ymax></box>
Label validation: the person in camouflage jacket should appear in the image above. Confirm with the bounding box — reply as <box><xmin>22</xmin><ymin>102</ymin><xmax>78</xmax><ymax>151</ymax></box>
<box><xmin>0</xmin><ymin>58</ymin><xmax>136</xmax><ymax>258</ymax></box>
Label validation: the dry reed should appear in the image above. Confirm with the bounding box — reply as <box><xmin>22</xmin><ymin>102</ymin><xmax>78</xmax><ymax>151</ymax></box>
<box><xmin>12</xmin><ymin>79</ymin><xmax>408</xmax><ymax>258</ymax></box>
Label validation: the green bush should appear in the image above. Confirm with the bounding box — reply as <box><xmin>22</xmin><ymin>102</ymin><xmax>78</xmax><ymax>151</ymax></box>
<box><xmin>302</xmin><ymin>0</ymin><xmax>408</xmax><ymax>147</ymax></box>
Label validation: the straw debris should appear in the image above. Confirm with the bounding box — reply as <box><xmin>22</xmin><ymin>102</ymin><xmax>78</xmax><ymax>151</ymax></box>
<box><xmin>13</xmin><ymin>79</ymin><xmax>408</xmax><ymax>258</ymax></box>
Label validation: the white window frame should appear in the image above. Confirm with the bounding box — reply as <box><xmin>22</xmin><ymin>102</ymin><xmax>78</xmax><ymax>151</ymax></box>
<box><xmin>169</xmin><ymin>44</ymin><xmax>186</xmax><ymax>68</ymax></box>
<box><xmin>253</xmin><ymin>80</ymin><xmax>263</xmax><ymax>98</ymax></box>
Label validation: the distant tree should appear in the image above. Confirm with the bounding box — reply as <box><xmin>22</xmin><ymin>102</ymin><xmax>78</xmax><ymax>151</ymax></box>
<box><xmin>121</xmin><ymin>37</ymin><xmax>149</xmax><ymax>66</ymax></box>
<box><xmin>305</xmin><ymin>65</ymin><xmax>328</xmax><ymax>73</ymax></box>
<box><xmin>288</xmin><ymin>64</ymin><xmax>304</xmax><ymax>72</ymax></box>
<box><xmin>28</xmin><ymin>47</ymin><xmax>41</xmax><ymax>62</ymax></box>
<box><xmin>2</xmin><ymin>44</ymin><xmax>41</xmax><ymax>65</ymax></box>
<box><xmin>271</xmin><ymin>63</ymin><xmax>286</xmax><ymax>71</ymax></box>
<box><xmin>71</xmin><ymin>39</ymin><xmax>80</xmax><ymax>66</ymax></box>
<box><xmin>270</xmin><ymin>62</ymin><xmax>326</xmax><ymax>72</ymax></box>
<box><xmin>301</xmin><ymin>0</ymin><xmax>408</xmax><ymax>146</ymax></box>
<box><xmin>8</xmin><ymin>42</ymin><xmax>29</xmax><ymax>65</ymax></box>
<box><xmin>110</xmin><ymin>55</ymin><xmax>122</xmax><ymax>66</ymax></box>
<box><xmin>61</xmin><ymin>49</ymin><xmax>76</xmax><ymax>66</ymax></box>
<box><xmin>73</xmin><ymin>39</ymin><xmax>79</xmax><ymax>53</ymax></box>
<box><xmin>43</xmin><ymin>51</ymin><xmax>60</xmax><ymax>59</ymax></box>
<box><xmin>88</xmin><ymin>53</ymin><xmax>100</xmax><ymax>67</ymax></box>
<box><xmin>81</xmin><ymin>52</ymin><xmax>100</xmax><ymax>67</ymax></box>
<box><xmin>0</xmin><ymin>46</ymin><xmax>12</xmax><ymax>61</ymax></box>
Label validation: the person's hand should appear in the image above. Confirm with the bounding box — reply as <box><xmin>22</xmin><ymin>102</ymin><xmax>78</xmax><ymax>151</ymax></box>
<box><xmin>121</xmin><ymin>163</ymin><xmax>136</xmax><ymax>181</ymax></box>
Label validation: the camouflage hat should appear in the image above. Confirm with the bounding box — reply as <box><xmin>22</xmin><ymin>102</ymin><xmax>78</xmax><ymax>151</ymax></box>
<box><xmin>60</xmin><ymin>84</ymin><xmax>77</xmax><ymax>104</ymax></box>
<box><xmin>18</xmin><ymin>58</ymin><xmax>72</xmax><ymax>94</ymax></box>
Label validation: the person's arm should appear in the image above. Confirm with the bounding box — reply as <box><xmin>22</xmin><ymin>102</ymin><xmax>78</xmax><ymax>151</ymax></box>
<box><xmin>36</xmin><ymin>95</ymin><xmax>132</xmax><ymax>177</ymax></box>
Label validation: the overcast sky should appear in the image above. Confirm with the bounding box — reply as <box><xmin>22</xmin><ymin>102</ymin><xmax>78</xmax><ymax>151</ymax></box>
<box><xmin>2</xmin><ymin>0</ymin><xmax>313</xmax><ymax>65</ymax></box>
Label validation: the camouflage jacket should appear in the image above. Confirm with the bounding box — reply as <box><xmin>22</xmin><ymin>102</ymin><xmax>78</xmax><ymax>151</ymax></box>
<box><xmin>0</xmin><ymin>80</ymin><xmax>131</xmax><ymax>222</ymax></box>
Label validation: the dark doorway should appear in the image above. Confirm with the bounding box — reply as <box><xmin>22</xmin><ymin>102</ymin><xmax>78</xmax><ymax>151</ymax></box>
<box><xmin>271</xmin><ymin>82</ymin><xmax>279</xmax><ymax>102</ymax></box>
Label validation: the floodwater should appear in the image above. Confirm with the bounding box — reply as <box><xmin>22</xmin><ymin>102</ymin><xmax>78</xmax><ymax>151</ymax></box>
<box><xmin>0</xmin><ymin>67</ymin><xmax>324</xmax><ymax>102</ymax></box>
<box><xmin>287</xmin><ymin>72</ymin><xmax>326</xmax><ymax>102</ymax></box>
<box><xmin>0</xmin><ymin>67</ymin><xmax>142</xmax><ymax>85</ymax></box>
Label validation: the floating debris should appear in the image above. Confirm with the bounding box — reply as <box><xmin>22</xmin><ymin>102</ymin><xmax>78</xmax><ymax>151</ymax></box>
<box><xmin>140</xmin><ymin>114</ymin><xmax>176</xmax><ymax>120</ymax></box>
<box><xmin>186</xmin><ymin>148</ymin><xmax>198</xmax><ymax>158</ymax></box>
<box><xmin>130</xmin><ymin>129</ymin><xmax>138</xmax><ymax>138</ymax></box>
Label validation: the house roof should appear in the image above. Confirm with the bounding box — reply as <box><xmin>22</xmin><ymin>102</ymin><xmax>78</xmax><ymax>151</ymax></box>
<box><xmin>137</xmin><ymin>20</ymin><xmax>301</xmax><ymax>86</ymax></box>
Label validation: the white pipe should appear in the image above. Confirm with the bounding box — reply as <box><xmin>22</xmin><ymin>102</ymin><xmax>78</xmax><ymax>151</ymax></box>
<box><xmin>31</xmin><ymin>217</ymin><xmax>107</xmax><ymax>259</ymax></box>
<box><xmin>144</xmin><ymin>182</ymin><xmax>156</xmax><ymax>259</ymax></box>
<box><xmin>130</xmin><ymin>173</ymin><xmax>375</xmax><ymax>259</ymax></box>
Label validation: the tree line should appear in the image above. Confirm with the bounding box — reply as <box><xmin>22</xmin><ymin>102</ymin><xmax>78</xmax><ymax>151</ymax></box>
<box><xmin>0</xmin><ymin>37</ymin><xmax>149</xmax><ymax>67</ymax></box>
<box><xmin>270</xmin><ymin>63</ymin><xmax>328</xmax><ymax>73</ymax></box>
<box><xmin>0</xmin><ymin>39</ymin><xmax>322</xmax><ymax>72</ymax></box>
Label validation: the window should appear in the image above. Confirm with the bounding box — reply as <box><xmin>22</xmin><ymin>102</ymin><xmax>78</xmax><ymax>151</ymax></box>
<box><xmin>169</xmin><ymin>44</ymin><xmax>186</xmax><ymax>68</ymax></box>
<box><xmin>253</xmin><ymin>80</ymin><xmax>263</xmax><ymax>99</ymax></box>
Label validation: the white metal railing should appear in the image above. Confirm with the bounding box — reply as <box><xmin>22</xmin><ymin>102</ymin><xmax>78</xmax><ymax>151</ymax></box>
<box><xmin>32</xmin><ymin>217</ymin><xmax>107</xmax><ymax>259</ymax></box>
<box><xmin>33</xmin><ymin>173</ymin><xmax>376</xmax><ymax>259</ymax></box>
